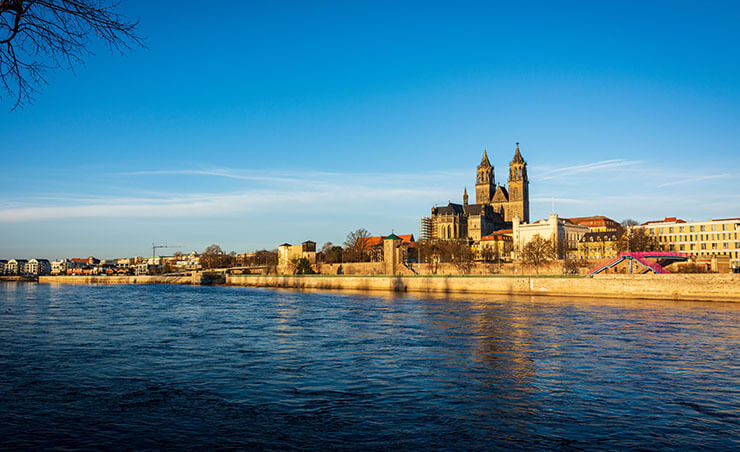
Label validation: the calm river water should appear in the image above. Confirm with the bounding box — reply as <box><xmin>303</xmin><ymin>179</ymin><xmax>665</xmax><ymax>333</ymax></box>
<box><xmin>1</xmin><ymin>282</ymin><xmax>739</xmax><ymax>450</ymax></box>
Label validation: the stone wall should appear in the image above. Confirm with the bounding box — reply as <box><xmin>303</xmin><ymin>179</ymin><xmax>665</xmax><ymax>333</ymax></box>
<box><xmin>39</xmin><ymin>275</ymin><xmax>196</xmax><ymax>285</ymax></box>
<box><xmin>226</xmin><ymin>273</ymin><xmax>740</xmax><ymax>303</ymax></box>
<box><xmin>309</xmin><ymin>260</ymin><xmax>587</xmax><ymax>276</ymax></box>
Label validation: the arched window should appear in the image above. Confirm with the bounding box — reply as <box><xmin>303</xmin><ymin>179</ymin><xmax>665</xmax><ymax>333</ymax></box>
<box><xmin>447</xmin><ymin>225</ymin><xmax>451</xmax><ymax>239</ymax></box>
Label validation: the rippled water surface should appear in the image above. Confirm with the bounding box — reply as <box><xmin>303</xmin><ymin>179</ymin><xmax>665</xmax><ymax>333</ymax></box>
<box><xmin>1</xmin><ymin>282</ymin><xmax>739</xmax><ymax>450</ymax></box>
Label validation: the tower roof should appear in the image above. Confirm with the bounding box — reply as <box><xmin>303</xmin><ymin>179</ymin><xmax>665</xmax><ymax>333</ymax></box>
<box><xmin>479</xmin><ymin>149</ymin><xmax>492</xmax><ymax>168</ymax></box>
<box><xmin>511</xmin><ymin>142</ymin><xmax>525</xmax><ymax>164</ymax></box>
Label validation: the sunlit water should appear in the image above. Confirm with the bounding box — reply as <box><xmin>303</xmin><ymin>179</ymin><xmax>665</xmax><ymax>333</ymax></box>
<box><xmin>1</xmin><ymin>282</ymin><xmax>739</xmax><ymax>450</ymax></box>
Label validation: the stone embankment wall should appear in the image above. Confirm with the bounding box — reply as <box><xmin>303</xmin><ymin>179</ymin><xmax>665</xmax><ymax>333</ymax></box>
<box><xmin>0</xmin><ymin>275</ymin><xmax>38</xmax><ymax>282</ymax></box>
<box><xmin>39</xmin><ymin>275</ymin><xmax>196</xmax><ymax>285</ymax></box>
<box><xmin>313</xmin><ymin>261</ymin><xmax>590</xmax><ymax>276</ymax></box>
<box><xmin>226</xmin><ymin>273</ymin><xmax>740</xmax><ymax>302</ymax></box>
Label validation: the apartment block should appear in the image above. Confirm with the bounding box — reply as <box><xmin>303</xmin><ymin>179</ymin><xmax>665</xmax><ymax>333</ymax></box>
<box><xmin>639</xmin><ymin>217</ymin><xmax>740</xmax><ymax>269</ymax></box>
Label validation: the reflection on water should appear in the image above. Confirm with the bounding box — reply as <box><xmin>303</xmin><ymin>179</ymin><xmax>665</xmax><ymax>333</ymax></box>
<box><xmin>1</xmin><ymin>282</ymin><xmax>739</xmax><ymax>450</ymax></box>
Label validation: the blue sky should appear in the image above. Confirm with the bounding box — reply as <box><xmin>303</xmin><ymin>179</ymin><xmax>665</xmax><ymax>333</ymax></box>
<box><xmin>2</xmin><ymin>1</ymin><xmax>739</xmax><ymax>259</ymax></box>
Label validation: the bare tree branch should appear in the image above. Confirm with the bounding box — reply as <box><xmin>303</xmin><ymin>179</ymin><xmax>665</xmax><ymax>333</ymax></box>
<box><xmin>0</xmin><ymin>0</ymin><xmax>143</xmax><ymax>109</ymax></box>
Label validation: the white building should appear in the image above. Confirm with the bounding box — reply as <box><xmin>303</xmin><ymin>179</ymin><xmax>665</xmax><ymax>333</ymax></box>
<box><xmin>6</xmin><ymin>259</ymin><xmax>28</xmax><ymax>274</ymax></box>
<box><xmin>25</xmin><ymin>258</ymin><xmax>51</xmax><ymax>275</ymax></box>
<box><xmin>513</xmin><ymin>214</ymin><xmax>589</xmax><ymax>260</ymax></box>
<box><xmin>51</xmin><ymin>259</ymin><xmax>69</xmax><ymax>275</ymax></box>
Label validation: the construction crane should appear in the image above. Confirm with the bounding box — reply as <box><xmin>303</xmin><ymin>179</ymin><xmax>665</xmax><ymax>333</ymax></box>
<box><xmin>151</xmin><ymin>243</ymin><xmax>184</xmax><ymax>260</ymax></box>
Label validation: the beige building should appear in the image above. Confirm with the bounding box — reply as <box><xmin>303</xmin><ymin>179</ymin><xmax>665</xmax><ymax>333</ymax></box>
<box><xmin>568</xmin><ymin>216</ymin><xmax>623</xmax><ymax>261</ymax></box>
<box><xmin>639</xmin><ymin>217</ymin><xmax>740</xmax><ymax>269</ymax></box>
<box><xmin>513</xmin><ymin>214</ymin><xmax>589</xmax><ymax>260</ymax></box>
<box><xmin>474</xmin><ymin>230</ymin><xmax>513</xmax><ymax>261</ymax></box>
<box><xmin>278</xmin><ymin>241</ymin><xmax>317</xmax><ymax>271</ymax></box>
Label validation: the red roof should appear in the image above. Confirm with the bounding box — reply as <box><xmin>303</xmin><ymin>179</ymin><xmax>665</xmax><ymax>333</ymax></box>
<box><xmin>565</xmin><ymin>216</ymin><xmax>619</xmax><ymax>227</ymax></box>
<box><xmin>481</xmin><ymin>234</ymin><xmax>512</xmax><ymax>241</ymax></box>
<box><xmin>357</xmin><ymin>234</ymin><xmax>415</xmax><ymax>249</ymax></box>
<box><xmin>641</xmin><ymin>217</ymin><xmax>686</xmax><ymax>226</ymax></box>
<box><xmin>70</xmin><ymin>258</ymin><xmax>88</xmax><ymax>263</ymax></box>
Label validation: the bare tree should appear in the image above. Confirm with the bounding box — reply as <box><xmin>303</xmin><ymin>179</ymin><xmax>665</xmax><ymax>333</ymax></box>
<box><xmin>200</xmin><ymin>244</ymin><xmax>224</xmax><ymax>269</ymax></box>
<box><xmin>621</xmin><ymin>219</ymin><xmax>639</xmax><ymax>229</ymax></box>
<box><xmin>618</xmin><ymin>227</ymin><xmax>659</xmax><ymax>252</ymax></box>
<box><xmin>1</xmin><ymin>0</ymin><xmax>143</xmax><ymax>108</ymax></box>
<box><xmin>343</xmin><ymin>228</ymin><xmax>371</xmax><ymax>262</ymax></box>
<box><xmin>520</xmin><ymin>235</ymin><xmax>556</xmax><ymax>274</ymax></box>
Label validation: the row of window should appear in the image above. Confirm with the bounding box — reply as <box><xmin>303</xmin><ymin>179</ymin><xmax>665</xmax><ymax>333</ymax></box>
<box><xmin>666</xmin><ymin>243</ymin><xmax>740</xmax><ymax>251</ymax></box>
<box><xmin>649</xmin><ymin>223</ymin><xmax>739</xmax><ymax>234</ymax></box>
<box><xmin>657</xmin><ymin>233</ymin><xmax>740</xmax><ymax>243</ymax></box>
<box><xmin>664</xmin><ymin>245</ymin><xmax>740</xmax><ymax>257</ymax></box>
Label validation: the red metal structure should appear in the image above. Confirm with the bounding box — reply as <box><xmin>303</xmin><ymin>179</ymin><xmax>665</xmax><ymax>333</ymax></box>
<box><xmin>589</xmin><ymin>252</ymin><xmax>689</xmax><ymax>275</ymax></box>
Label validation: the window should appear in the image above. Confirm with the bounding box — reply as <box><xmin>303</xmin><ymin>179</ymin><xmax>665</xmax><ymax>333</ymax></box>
<box><xmin>690</xmin><ymin>226</ymin><xmax>695</xmax><ymax>232</ymax></box>
<box><xmin>669</xmin><ymin>227</ymin><xmax>674</xmax><ymax>233</ymax></box>
<box><xmin>700</xmin><ymin>225</ymin><xmax>706</xmax><ymax>232</ymax></box>
<box><xmin>711</xmin><ymin>224</ymin><xmax>717</xmax><ymax>232</ymax></box>
<box><xmin>679</xmin><ymin>226</ymin><xmax>685</xmax><ymax>233</ymax></box>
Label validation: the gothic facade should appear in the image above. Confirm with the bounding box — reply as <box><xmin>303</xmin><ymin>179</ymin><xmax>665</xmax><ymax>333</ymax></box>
<box><xmin>429</xmin><ymin>143</ymin><xmax>530</xmax><ymax>241</ymax></box>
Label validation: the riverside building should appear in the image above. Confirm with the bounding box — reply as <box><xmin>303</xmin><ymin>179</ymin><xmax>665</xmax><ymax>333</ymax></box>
<box><xmin>639</xmin><ymin>217</ymin><xmax>740</xmax><ymax>269</ymax></box>
<box><xmin>513</xmin><ymin>214</ymin><xmax>589</xmax><ymax>260</ymax></box>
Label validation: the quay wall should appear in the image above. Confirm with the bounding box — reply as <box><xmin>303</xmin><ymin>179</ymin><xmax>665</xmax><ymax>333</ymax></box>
<box><xmin>39</xmin><ymin>275</ymin><xmax>196</xmax><ymax>285</ymax></box>
<box><xmin>226</xmin><ymin>273</ymin><xmax>740</xmax><ymax>302</ymax></box>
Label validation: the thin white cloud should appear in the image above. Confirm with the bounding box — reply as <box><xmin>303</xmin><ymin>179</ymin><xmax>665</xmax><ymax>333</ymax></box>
<box><xmin>656</xmin><ymin>173</ymin><xmax>730</xmax><ymax>188</ymax></box>
<box><xmin>0</xmin><ymin>182</ymin><xmax>453</xmax><ymax>223</ymax></box>
<box><xmin>538</xmin><ymin>159</ymin><xmax>641</xmax><ymax>181</ymax></box>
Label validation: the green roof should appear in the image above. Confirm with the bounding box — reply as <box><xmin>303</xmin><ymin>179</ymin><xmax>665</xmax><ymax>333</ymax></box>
<box><xmin>383</xmin><ymin>233</ymin><xmax>402</xmax><ymax>241</ymax></box>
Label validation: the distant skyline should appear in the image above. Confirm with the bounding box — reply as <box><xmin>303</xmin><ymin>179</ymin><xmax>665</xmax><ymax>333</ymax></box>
<box><xmin>2</xmin><ymin>1</ymin><xmax>739</xmax><ymax>259</ymax></box>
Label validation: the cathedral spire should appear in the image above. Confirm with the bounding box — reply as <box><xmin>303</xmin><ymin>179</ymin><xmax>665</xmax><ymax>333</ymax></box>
<box><xmin>463</xmin><ymin>187</ymin><xmax>469</xmax><ymax>205</ymax></box>
<box><xmin>480</xmin><ymin>149</ymin><xmax>492</xmax><ymax>168</ymax></box>
<box><xmin>512</xmin><ymin>142</ymin><xmax>525</xmax><ymax>164</ymax></box>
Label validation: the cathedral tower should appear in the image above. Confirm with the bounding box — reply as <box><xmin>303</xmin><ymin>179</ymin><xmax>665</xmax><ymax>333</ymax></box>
<box><xmin>475</xmin><ymin>149</ymin><xmax>495</xmax><ymax>204</ymax></box>
<box><xmin>507</xmin><ymin>142</ymin><xmax>529</xmax><ymax>223</ymax></box>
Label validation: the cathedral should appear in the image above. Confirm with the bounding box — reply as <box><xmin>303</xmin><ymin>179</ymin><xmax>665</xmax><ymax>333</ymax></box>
<box><xmin>427</xmin><ymin>143</ymin><xmax>530</xmax><ymax>241</ymax></box>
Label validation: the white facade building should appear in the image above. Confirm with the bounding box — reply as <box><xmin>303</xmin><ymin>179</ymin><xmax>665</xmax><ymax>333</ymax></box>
<box><xmin>513</xmin><ymin>214</ymin><xmax>589</xmax><ymax>260</ymax></box>
<box><xmin>25</xmin><ymin>258</ymin><xmax>51</xmax><ymax>275</ymax></box>
<box><xmin>6</xmin><ymin>259</ymin><xmax>28</xmax><ymax>274</ymax></box>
